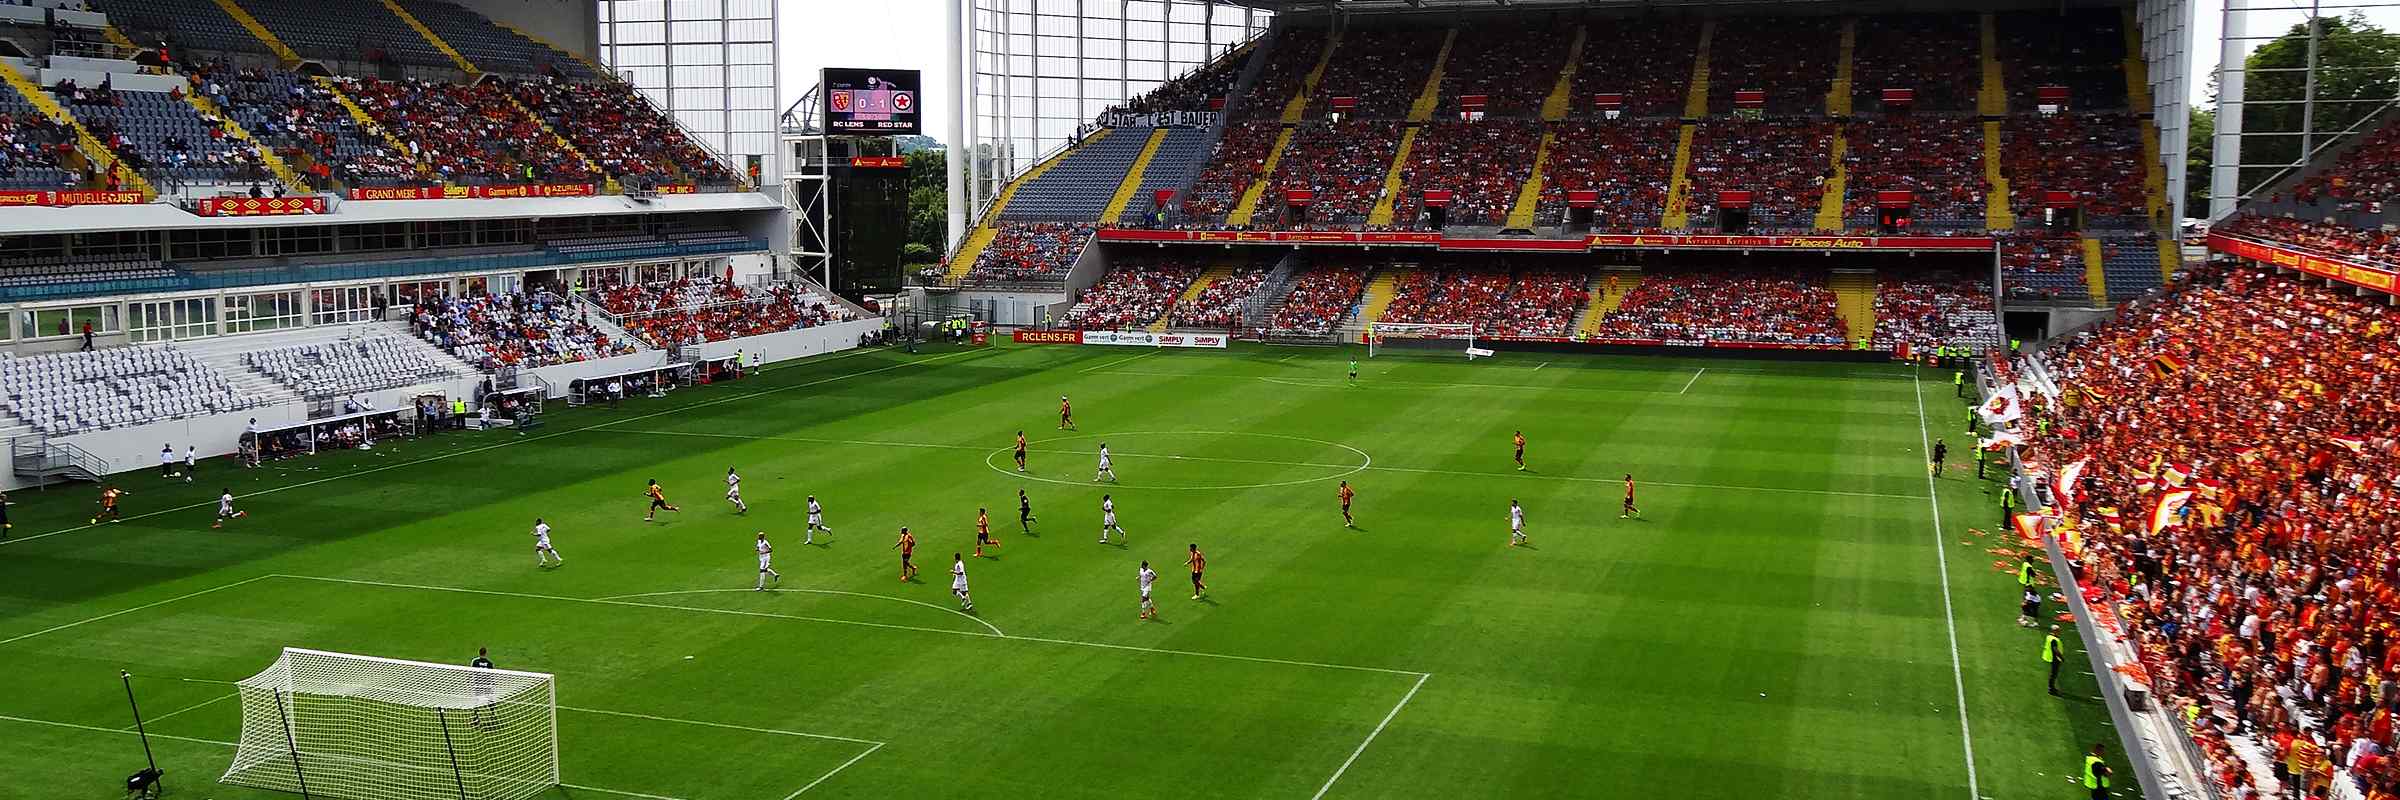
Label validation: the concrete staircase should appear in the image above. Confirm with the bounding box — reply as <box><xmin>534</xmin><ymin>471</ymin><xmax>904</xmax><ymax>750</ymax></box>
<box><xmin>1229</xmin><ymin>126</ymin><xmax>1295</xmax><ymax>228</ymax></box>
<box><xmin>382</xmin><ymin>0</ymin><xmax>479</xmax><ymax>74</ymax></box>
<box><xmin>1828</xmin><ymin>270</ymin><xmax>1876</xmax><ymax>347</ymax></box>
<box><xmin>946</xmin><ymin>129</ymin><xmax>1112</xmax><ymax>274</ymax></box>
<box><xmin>1102</xmin><ymin>128</ymin><xmax>1171</xmax><ymax>223</ymax></box>
<box><xmin>1280</xmin><ymin>27</ymin><xmax>1343</xmax><ymax>123</ymax></box>
<box><xmin>1574</xmin><ymin>269</ymin><xmax>1642</xmax><ymax>337</ymax></box>
<box><xmin>1506</xmin><ymin>25</ymin><xmax>1586</xmax><ymax>230</ymax></box>
<box><xmin>1682</xmin><ymin>20</ymin><xmax>1715</xmax><ymax>119</ymax></box>
<box><xmin>212</xmin><ymin>0</ymin><xmax>302</xmax><ymax>66</ymax></box>
<box><xmin>502</xmin><ymin>93</ymin><xmax>612</xmax><ymax>193</ymax></box>
<box><xmin>943</xmin><ymin>227</ymin><xmax>999</xmax><ymax>284</ymax></box>
<box><xmin>1352</xmin><ymin>266</ymin><xmax>1410</xmax><ymax>329</ymax></box>
<box><xmin>2123</xmin><ymin>12</ymin><xmax>2168</xmax><ymax>229</ymax></box>
<box><xmin>2079</xmin><ymin>236</ymin><xmax>2109</xmax><ymax>302</ymax></box>
<box><xmin>1367</xmin><ymin>27</ymin><xmax>1458</xmax><ymax>227</ymax></box>
<box><xmin>1662</xmin><ymin>124</ymin><xmax>1699</xmax><ymax>229</ymax></box>
<box><xmin>564</xmin><ymin>293</ymin><xmax>652</xmax><ymax>351</ymax></box>
<box><xmin>1814</xmin><ymin>132</ymin><xmax>1849</xmax><ymax>231</ymax></box>
<box><xmin>315</xmin><ymin>76</ymin><xmax>432</xmax><ymax>181</ymax></box>
<box><xmin>1148</xmin><ymin>263</ymin><xmax>1236</xmax><ymax>332</ymax></box>
<box><xmin>1827</xmin><ymin>19</ymin><xmax>1857</xmax><ymax>117</ymax></box>
<box><xmin>1977</xmin><ymin>13</ymin><xmax>2017</xmax><ymax>230</ymax></box>
<box><xmin>181</xmin><ymin>90</ymin><xmax>306</xmax><ymax>192</ymax></box>
<box><xmin>0</xmin><ymin>62</ymin><xmax>152</xmax><ymax>197</ymax></box>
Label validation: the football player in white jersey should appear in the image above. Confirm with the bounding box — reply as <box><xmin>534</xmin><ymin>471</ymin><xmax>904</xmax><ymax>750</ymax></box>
<box><xmin>753</xmin><ymin>532</ymin><xmax>780</xmax><ymax>590</ymax></box>
<box><xmin>1099</xmin><ymin>494</ymin><xmax>1126</xmax><ymax>544</ymax></box>
<box><xmin>1137</xmin><ymin>561</ymin><xmax>1158</xmax><ymax>620</ymax></box>
<box><xmin>805</xmin><ymin>496</ymin><xmax>832</xmax><ymax>544</ymax></box>
<box><xmin>724</xmin><ymin>467</ymin><xmax>747</xmax><ymax>514</ymax></box>
<box><xmin>950</xmin><ymin>553</ymin><xmax>973</xmax><ymax>611</ymax></box>
<box><xmin>533</xmin><ymin>518</ymin><xmax>563</xmax><ymax>567</ymax></box>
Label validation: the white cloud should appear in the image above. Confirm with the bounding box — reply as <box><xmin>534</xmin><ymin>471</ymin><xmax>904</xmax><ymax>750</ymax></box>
<box><xmin>780</xmin><ymin>0</ymin><xmax>954</xmax><ymax>141</ymax></box>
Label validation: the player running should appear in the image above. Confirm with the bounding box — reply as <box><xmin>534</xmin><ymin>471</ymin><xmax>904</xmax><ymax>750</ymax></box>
<box><xmin>1094</xmin><ymin>442</ymin><xmax>1117</xmax><ymax>483</ymax></box>
<box><xmin>1099</xmin><ymin>494</ymin><xmax>1127</xmax><ymax>544</ymax></box>
<box><xmin>212</xmin><ymin>489</ymin><xmax>248</xmax><ymax>529</ymax></box>
<box><xmin>91</xmin><ymin>485</ymin><xmax>126</xmax><ymax>525</ymax></box>
<box><xmin>754</xmin><ymin>532</ymin><xmax>781</xmax><ymax>590</ymax></box>
<box><xmin>1058</xmin><ymin>395</ymin><xmax>1075</xmax><ymax>430</ymax></box>
<box><xmin>1338</xmin><ymin>480</ymin><xmax>1356</xmax><ymax>528</ymax></box>
<box><xmin>1929</xmin><ymin>438</ymin><xmax>1948</xmax><ymax>479</ymax></box>
<box><xmin>725</xmin><ymin>467</ymin><xmax>748</xmax><ymax>513</ymax></box>
<box><xmin>1138</xmin><ymin>561</ymin><xmax>1158</xmax><ymax>619</ymax></box>
<box><xmin>1513</xmin><ymin>431</ymin><xmax>1528</xmax><ymax>471</ymax></box>
<box><xmin>1508</xmin><ymin>499</ymin><xmax>1527</xmax><ymax>547</ymax></box>
<box><xmin>974</xmin><ymin>507</ymin><xmax>999</xmax><ymax>557</ymax></box>
<box><xmin>805</xmin><ymin>495</ymin><xmax>832</xmax><ymax>543</ymax></box>
<box><xmin>643</xmin><ymin>479</ymin><xmax>680</xmax><ymax>522</ymax></box>
<box><xmin>950</xmin><ymin>553</ymin><xmax>974</xmax><ymax>611</ymax></box>
<box><xmin>1018</xmin><ymin>489</ymin><xmax>1036</xmax><ymax>533</ymax></box>
<box><xmin>1013</xmin><ymin>431</ymin><xmax>1028</xmax><ymax>473</ymax></box>
<box><xmin>532</xmin><ymin>518</ymin><xmax>562</xmax><ymax>567</ymax></box>
<box><xmin>1621</xmin><ymin>474</ymin><xmax>1642</xmax><ymax>519</ymax></box>
<box><xmin>1185</xmin><ymin>543</ymin><xmax>1208</xmax><ymax>600</ymax></box>
<box><xmin>892</xmin><ymin>526</ymin><xmax>918</xmax><ymax>581</ymax></box>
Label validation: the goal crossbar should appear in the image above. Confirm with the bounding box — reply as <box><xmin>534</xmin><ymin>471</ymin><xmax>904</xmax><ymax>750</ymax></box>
<box><xmin>222</xmin><ymin>647</ymin><xmax>560</xmax><ymax>800</ymax></box>
<box><xmin>1367</xmin><ymin>323</ymin><xmax>1478</xmax><ymax>358</ymax></box>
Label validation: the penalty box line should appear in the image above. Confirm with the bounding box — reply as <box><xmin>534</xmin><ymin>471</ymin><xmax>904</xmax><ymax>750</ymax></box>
<box><xmin>0</xmin><ymin>571</ymin><xmax>1433</xmax><ymax>799</ymax></box>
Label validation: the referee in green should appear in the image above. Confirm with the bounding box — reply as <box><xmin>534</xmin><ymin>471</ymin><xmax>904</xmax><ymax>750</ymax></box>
<box><xmin>2042</xmin><ymin>625</ymin><xmax>2067</xmax><ymax>696</ymax></box>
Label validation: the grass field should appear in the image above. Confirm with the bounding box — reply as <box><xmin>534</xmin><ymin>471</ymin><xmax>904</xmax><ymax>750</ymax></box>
<box><xmin>0</xmin><ymin>342</ymin><xmax>2123</xmax><ymax>799</ymax></box>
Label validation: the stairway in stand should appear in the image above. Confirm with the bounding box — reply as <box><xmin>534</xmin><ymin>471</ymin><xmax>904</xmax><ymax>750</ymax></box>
<box><xmin>1150</xmin><ymin>263</ymin><xmax>1236</xmax><ymax>332</ymax></box>
<box><xmin>2079</xmin><ymin>236</ymin><xmax>2109</xmax><ymax>302</ymax></box>
<box><xmin>1828</xmin><ymin>270</ymin><xmax>1877</xmax><ymax>348</ymax></box>
<box><xmin>1978</xmin><ymin>12</ymin><xmax>2016</xmax><ymax>230</ymax></box>
<box><xmin>1352</xmin><ymin>267</ymin><xmax>1411</xmax><ymax>331</ymax></box>
<box><xmin>1575</xmin><ymin>270</ymin><xmax>1641</xmax><ymax>337</ymax></box>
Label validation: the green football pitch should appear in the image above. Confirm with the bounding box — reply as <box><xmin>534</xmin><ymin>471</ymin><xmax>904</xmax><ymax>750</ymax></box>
<box><xmin>0</xmin><ymin>342</ymin><xmax>2122</xmax><ymax>799</ymax></box>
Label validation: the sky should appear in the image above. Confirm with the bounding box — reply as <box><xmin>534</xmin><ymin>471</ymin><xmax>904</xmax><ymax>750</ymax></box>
<box><xmin>775</xmin><ymin>0</ymin><xmax>2400</xmax><ymax>138</ymax></box>
<box><xmin>781</xmin><ymin>0</ymin><xmax>954</xmax><ymax>138</ymax></box>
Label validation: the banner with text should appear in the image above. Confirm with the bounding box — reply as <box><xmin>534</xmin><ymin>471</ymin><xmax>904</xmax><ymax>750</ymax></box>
<box><xmin>2209</xmin><ymin>232</ymin><xmax>2398</xmax><ymax>294</ymax></box>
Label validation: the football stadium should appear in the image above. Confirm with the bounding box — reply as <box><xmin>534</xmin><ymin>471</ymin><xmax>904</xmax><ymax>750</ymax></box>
<box><xmin>0</xmin><ymin>0</ymin><xmax>2393</xmax><ymax>797</ymax></box>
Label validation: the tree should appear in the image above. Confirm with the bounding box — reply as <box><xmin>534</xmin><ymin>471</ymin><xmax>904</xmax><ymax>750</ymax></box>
<box><xmin>2186</xmin><ymin>106</ymin><xmax>2214</xmax><ymax>216</ymax></box>
<box><xmin>2236</xmin><ymin>13</ymin><xmax>2400</xmax><ymax>196</ymax></box>
<box><xmin>904</xmin><ymin>148</ymin><xmax>947</xmax><ymax>263</ymax></box>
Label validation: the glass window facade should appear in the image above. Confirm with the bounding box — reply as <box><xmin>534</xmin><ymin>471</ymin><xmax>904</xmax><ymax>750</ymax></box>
<box><xmin>966</xmin><ymin>0</ymin><xmax>1268</xmax><ymax>208</ymax></box>
<box><xmin>599</xmin><ymin>0</ymin><xmax>778</xmax><ymax>183</ymax></box>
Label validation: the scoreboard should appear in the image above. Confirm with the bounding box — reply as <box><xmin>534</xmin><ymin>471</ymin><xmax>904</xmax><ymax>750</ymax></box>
<box><xmin>823</xmin><ymin>68</ymin><xmax>922</xmax><ymax>136</ymax></box>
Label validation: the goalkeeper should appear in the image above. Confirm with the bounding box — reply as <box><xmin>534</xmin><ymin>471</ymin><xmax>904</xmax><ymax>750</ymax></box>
<box><xmin>1348</xmin><ymin>357</ymin><xmax>1359</xmax><ymax>386</ymax></box>
<box><xmin>469</xmin><ymin>647</ymin><xmax>498</xmax><ymax>727</ymax></box>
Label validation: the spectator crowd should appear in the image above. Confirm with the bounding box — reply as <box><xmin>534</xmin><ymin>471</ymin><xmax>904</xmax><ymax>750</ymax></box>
<box><xmin>1060</xmin><ymin>260</ymin><xmax>1201</xmax><ymax>330</ymax></box>
<box><xmin>590</xmin><ymin>275</ymin><xmax>853</xmax><ymax>348</ymax></box>
<box><xmin>968</xmin><ymin>222</ymin><xmax>1095</xmax><ymax>285</ymax></box>
<box><xmin>411</xmin><ymin>289</ymin><xmax>634</xmax><ymax>369</ymax></box>
<box><xmin>1594</xmin><ymin>268</ymin><xmax>1849</xmax><ymax>345</ymax></box>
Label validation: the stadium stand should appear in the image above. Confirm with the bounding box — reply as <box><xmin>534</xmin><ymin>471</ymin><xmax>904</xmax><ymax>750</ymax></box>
<box><xmin>2026</xmin><ymin>263</ymin><xmax>2400</xmax><ymax>800</ymax></box>
<box><xmin>405</xmin><ymin>2</ymin><xmax>597</xmax><ymax>79</ymax></box>
<box><xmin>1867</xmin><ymin>271</ymin><xmax>2000</xmax><ymax>352</ymax></box>
<box><xmin>1111</xmin><ymin>47</ymin><xmax>1246</xmax><ymax>115</ymax></box>
<box><xmin>0</xmin><ymin>345</ymin><xmax>256</xmax><ymax>435</ymax></box>
<box><xmin>1849</xmin><ymin>13</ymin><xmax>1980</xmax><ymax>113</ymax></box>
<box><xmin>1996</xmin><ymin>8</ymin><xmax>2130</xmax><ymax>111</ymax></box>
<box><xmin>2292</xmin><ymin>115</ymin><xmax>2400</xmax><ymax>205</ymax></box>
<box><xmin>508</xmin><ymin>77</ymin><xmax>734</xmax><ymax>186</ymax></box>
<box><xmin>591</xmin><ymin>276</ymin><xmax>856</xmax><ymax>348</ymax></box>
<box><xmin>1395</xmin><ymin>120</ymin><xmax>1539</xmax><ymax>229</ymax></box>
<box><xmin>62</xmin><ymin>81</ymin><xmax>266</xmax><ymax>186</ymax></box>
<box><xmin>346</xmin><ymin>78</ymin><xmax>592</xmax><ymax>185</ymax></box>
<box><xmin>1680</xmin><ymin>117</ymin><xmax>1836</xmax><ymax>229</ymax></box>
<box><xmin>1999</xmin><ymin>232</ymin><xmax>2090</xmax><ymax>302</ymax></box>
<box><xmin>1706</xmin><ymin>16</ymin><xmax>1839</xmax><ymax>116</ymax></box>
<box><xmin>965</xmin><ymin>222</ymin><xmax>1093</xmax><ymax>286</ymax></box>
<box><xmin>2092</xmin><ymin>234</ymin><xmax>2163</xmax><ymax>299</ymax></box>
<box><xmin>1170</xmin><ymin>265</ymin><xmax>1269</xmax><ymax>328</ymax></box>
<box><xmin>1594</xmin><ymin>268</ymin><xmax>1848</xmax><ymax>345</ymax></box>
<box><xmin>0</xmin><ymin>256</ymin><xmax>180</xmax><ymax>298</ymax></box>
<box><xmin>1265</xmin><ymin>262</ymin><xmax>1368</xmax><ymax>336</ymax></box>
<box><xmin>1567</xmin><ymin>18</ymin><xmax>1693</xmax><ymax>119</ymax></box>
<box><xmin>1266</xmin><ymin>119</ymin><xmax>1402</xmax><ymax>226</ymax></box>
<box><xmin>1305</xmin><ymin>23</ymin><xmax>1442</xmax><ymax>119</ymax></box>
<box><xmin>214</xmin><ymin>0</ymin><xmax>452</xmax><ymax>68</ymax></box>
<box><xmin>1378</xmin><ymin>260</ymin><xmax>1587</xmax><ymax>338</ymax></box>
<box><xmin>2217</xmin><ymin>214</ymin><xmax>2400</xmax><ymax>268</ymax></box>
<box><xmin>242</xmin><ymin>335</ymin><xmax>458</xmax><ymax>398</ymax></box>
<box><xmin>0</xmin><ymin>97</ymin><xmax>83</xmax><ymax>189</ymax></box>
<box><xmin>410</xmin><ymin>289</ymin><xmax>636</xmax><ymax>370</ymax></box>
<box><xmin>2001</xmin><ymin>112</ymin><xmax>2146</xmax><ymax>224</ymax></box>
<box><xmin>1113</xmin><ymin>127</ymin><xmax>1207</xmax><ymax>225</ymax></box>
<box><xmin>1181</xmin><ymin>119</ymin><xmax>1279</xmax><ymax>223</ymax></box>
<box><xmin>1229</xmin><ymin>24</ymin><xmax>1322</xmax><ymax>120</ymax></box>
<box><xmin>1000</xmin><ymin>131</ymin><xmax>1150</xmax><ymax>221</ymax></box>
<box><xmin>1059</xmin><ymin>258</ymin><xmax>1200</xmax><ymax>330</ymax></box>
<box><xmin>1535</xmin><ymin>118</ymin><xmax>1677</xmax><ymax>230</ymax></box>
<box><xmin>1434</xmin><ymin>18</ymin><xmax>1568</xmax><ymax>119</ymax></box>
<box><xmin>91</xmin><ymin>0</ymin><xmax>275</xmax><ymax>58</ymax></box>
<box><xmin>1841</xmin><ymin>115</ymin><xmax>1987</xmax><ymax>226</ymax></box>
<box><xmin>179</xmin><ymin>62</ymin><xmax>419</xmax><ymax>189</ymax></box>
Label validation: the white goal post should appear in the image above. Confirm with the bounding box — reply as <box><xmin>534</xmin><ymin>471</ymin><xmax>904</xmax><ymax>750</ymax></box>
<box><xmin>222</xmin><ymin>648</ymin><xmax>559</xmax><ymax>800</ymax></box>
<box><xmin>1366</xmin><ymin>322</ymin><xmax>1483</xmax><ymax>359</ymax></box>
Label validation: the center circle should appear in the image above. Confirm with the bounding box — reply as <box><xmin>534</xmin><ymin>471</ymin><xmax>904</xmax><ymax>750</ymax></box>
<box><xmin>983</xmin><ymin>431</ymin><xmax>1373</xmax><ymax>491</ymax></box>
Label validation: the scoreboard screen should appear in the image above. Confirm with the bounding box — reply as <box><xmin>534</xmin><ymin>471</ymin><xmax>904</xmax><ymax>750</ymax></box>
<box><xmin>823</xmin><ymin>68</ymin><xmax>922</xmax><ymax>136</ymax></box>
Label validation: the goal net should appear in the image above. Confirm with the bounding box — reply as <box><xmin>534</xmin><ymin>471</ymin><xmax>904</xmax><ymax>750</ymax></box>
<box><xmin>1367</xmin><ymin>322</ymin><xmax>1481</xmax><ymax>359</ymax></box>
<box><xmin>222</xmin><ymin>648</ymin><xmax>559</xmax><ymax>800</ymax></box>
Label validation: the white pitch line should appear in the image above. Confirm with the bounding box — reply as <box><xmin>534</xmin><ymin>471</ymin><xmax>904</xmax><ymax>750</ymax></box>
<box><xmin>0</xmin><ymin>712</ymin><xmax>693</xmax><ymax>800</ymax></box>
<box><xmin>557</xmin><ymin>704</ymin><xmax>885</xmax><ymax>747</ymax></box>
<box><xmin>1080</xmin><ymin>351</ymin><xmax>1155</xmax><ymax>373</ymax></box>
<box><xmin>0</xmin><ymin>348</ymin><xmax>983</xmax><ymax>550</ymax></box>
<box><xmin>1911</xmin><ymin>369</ymin><xmax>1980</xmax><ymax>798</ymax></box>
<box><xmin>126</xmin><ymin>690</ymin><xmax>237</xmax><ymax>730</ymax></box>
<box><xmin>1533</xmin><ymin>361</ymin><xmax>1549</xmax><ymax>372</ymax></box>
<box><xmin>1679</xmin><ymin>368</ymin><xmax>1707</xmax><ymax>394</ymax></box>
<box><xmin>596</xmin><ymin>588</ymin><xmax>1005</xmax><ymax>637</ymax></box>
<box><xmin>611</xmin><ymin>429</ymin><xmax>1922</xmax><ymax>500</ymax></box>
<box><xmin>278</xmin><ymin>574</ymin><xmax>1006</xmax><ymax>641</ymax></box>
<box><xmin>783</xmin><ymin>741</ymin><xmax>884</xmax><ymax>799</ymax></box>
<box><xmin>1309</xmin><ymin>672</ymin><xmax>1430</xmax><ymax>800</ymax></box>
<box><xmin>0</xmin><ymin>574</ymin><xmax>277</xmax><ymax>647</ymax></box>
